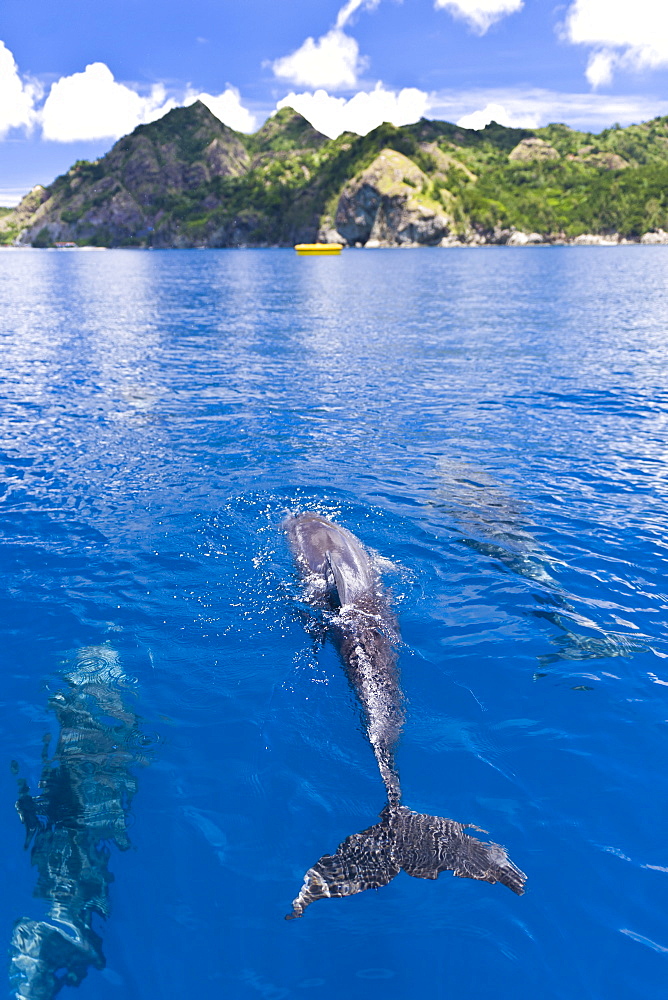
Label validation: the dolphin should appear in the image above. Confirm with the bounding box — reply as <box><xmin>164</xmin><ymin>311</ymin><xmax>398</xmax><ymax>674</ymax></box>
<box><xmin>283</xmin><ymin>513</ymin><xmax>526</xmax><ymax>918</ymax></box>
<box><xmin>9</xmin><ymin>646</ymin><xmax>146</xmax><ymax>999</ymax></box>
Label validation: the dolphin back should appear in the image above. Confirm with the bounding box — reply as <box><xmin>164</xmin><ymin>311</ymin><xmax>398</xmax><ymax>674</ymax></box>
<box><xmin>283</xmin><ymin>513</ymin><xmax>377</xmax><ymax>606</ymax></box>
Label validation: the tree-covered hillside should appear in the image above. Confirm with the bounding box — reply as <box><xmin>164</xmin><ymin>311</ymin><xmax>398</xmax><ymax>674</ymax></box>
<box><xmin>3</xmin><ymin>103</ymin><xmax>668</xmax><ymax>247</ymax></box>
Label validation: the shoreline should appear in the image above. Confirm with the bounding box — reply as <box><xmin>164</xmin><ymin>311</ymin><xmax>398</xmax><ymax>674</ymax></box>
<box><xmin>4</xmin><ymin>235</ymin><xmax>668</xmax><ymax>251</ymax></box>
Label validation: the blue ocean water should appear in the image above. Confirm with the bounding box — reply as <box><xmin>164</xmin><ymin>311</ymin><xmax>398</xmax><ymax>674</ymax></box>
<box><xmin>0</xmin><ymin>245</ymin><xmax>666</xmax><ymax>1000</ymax></box>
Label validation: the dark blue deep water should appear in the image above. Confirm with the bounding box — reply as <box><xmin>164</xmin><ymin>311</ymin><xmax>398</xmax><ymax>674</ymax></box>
<box><xmin>1</xmin><ymin>246</ymin><xmax>667</xmax><ymax>1000</ymax></box>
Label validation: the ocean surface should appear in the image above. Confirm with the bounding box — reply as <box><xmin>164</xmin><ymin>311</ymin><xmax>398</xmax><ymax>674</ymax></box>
<box><xmin>0</xmin><ymin>246</ymin><xmax>666</xmax><ymax>1000</ymax></box>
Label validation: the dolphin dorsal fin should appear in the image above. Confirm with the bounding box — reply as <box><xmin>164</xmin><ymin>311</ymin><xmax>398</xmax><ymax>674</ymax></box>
<box><xmin>325</xmin><ymin>548</ymin><xmax>363</xmax><ymax>606</ymax></box>
<box><xmin>324</xmin><ymin>549</ymin><xmax>342</xmax><ymax>599</ymax></box>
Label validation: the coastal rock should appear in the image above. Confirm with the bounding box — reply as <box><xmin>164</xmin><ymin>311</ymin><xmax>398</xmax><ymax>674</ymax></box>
<box><xmin>507</xmin><ymin>231</ymin><xmax>544</xmax><ymax>245</ymax></box>
<box><xmin>571</xmin><ymin>233</ymin><xmax>620</xmax><ymax>245</ymax></box>
<box><xmin>508</xmin><ymin>138</ymin><xmax>560</xmax><ymax>162</ymax></box>
<box><xmin>439</xmin><ymin>234</ymin><xmax>468</xmax><ymax>247</ymax></box>
<box><xmin>640</xmin><ymin>229</ymin><xmax>668</xmax><ymax>244</ymax></box>
<box><xmin>317</xmin><ymin>226</ymin><xmax>345</xmax><ymax>244</ymax></box>
<box><xmin>334</xmin><ymin>148</ymin><xmax>452</xmax><ymax>247</ymax></box>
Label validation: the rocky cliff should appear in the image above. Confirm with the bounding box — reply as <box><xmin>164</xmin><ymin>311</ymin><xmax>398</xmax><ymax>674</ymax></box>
<box><xmin>4</xmin><ymin>104</ymin><xmax>668</xmax><ymax>247</ymax></box>
<box><xmin>331</xmin><ymin>149</ymin><xmax>452</xmax><ymax>246</ymax></box>
<box><xmin>6</xmin><ymin>103</ymin><xmax>253</xmax><ymax>247</ymax></box>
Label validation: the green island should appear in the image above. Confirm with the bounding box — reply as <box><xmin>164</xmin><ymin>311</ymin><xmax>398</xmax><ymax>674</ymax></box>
<box><xmin>3</xmin><ymin>101</ymin><xmax>668</xmax><ymax>248</ymax></box>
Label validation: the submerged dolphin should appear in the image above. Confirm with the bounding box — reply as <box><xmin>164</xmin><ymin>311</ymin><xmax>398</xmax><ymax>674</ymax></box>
<box><xmin>9</xmin><ymin>646</ymin><xmax>146</xmax><ymax>999</ymax></box>
<box><xmin>283</xmin><ymin>513</ymin><xmax>526</xmax><ymax>918</ymax></box>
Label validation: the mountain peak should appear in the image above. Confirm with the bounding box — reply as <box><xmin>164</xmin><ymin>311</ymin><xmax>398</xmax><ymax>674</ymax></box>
<box><xmin>251</xmin><ymin>107</ymin><xmax>329</xmax><ymax>152</ymax></box>
<box><xmin>132</xmin><ymin>100</ymin><xmax>241</xmax><ymax>144</ymax></box>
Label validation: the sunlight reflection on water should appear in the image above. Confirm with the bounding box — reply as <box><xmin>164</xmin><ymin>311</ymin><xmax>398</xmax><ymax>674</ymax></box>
<box><xmin>0</xmin><ymin>247</ymin><xmax>667</xmax><ymax>1000</ymax></box>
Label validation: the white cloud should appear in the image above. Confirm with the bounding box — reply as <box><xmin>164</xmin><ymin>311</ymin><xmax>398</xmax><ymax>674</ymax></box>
<box><xmin>0</xmin><ymin>42</ymin><xmax>252</xmax><ymax>147</ymax></box>
<box><xmin>185</xmin><ymin>87</ymin><xmax>256</xmax><ymax>132</ymax></box>
<box><xmin>0</xmin><ymin>40</ymin><xmax>38</xmax><ymax>136</ymax></box>
<box><xmin>271</xmin><ymin>28</ymin><xmax>363</xmax><ymax>90</ymax></box>
<box><xmin>435</xmin><ymin>0</ymin><xmax>524</xmax><ymax>34</ymax></box>
<box><xmin>566</xmin><ymin>0</ymin><xmax>668</xmax><ymax>54</ymax></box>
<box><xmin>456</xmin><ymin>101</ymin><xmax>538</xmax><ymax>129</ymax></box>
<box><xmin>278</xmin><ymin>82</ymin><xmax>662</xmax><ymax>141</ymax></box>
<box><xmin>0</xmin><ymin>187</ymin><xmax>29</xmax><ymax>208</ymax></box>
<box><xmin>335</xmin><ymin>0</ymin><xmax>381</xmax><ymax>30</ymax></box>
<box><xmin>431</xmin><ymin>86</ymin><xmax>667</xmax><ymax>131</ymax></box>
<box><xmin>40</xmin><ymin>63</ymin><xmax>175</xmax><ymax>142</ymax></box>
<box><xmin>565</xmin><ymin>1</ymin><xmax>668</xmax><ymax>86</ymax></box>
<box><xmin>584</xmin><ymin>51</ymin><xmax>615</xmax><ymax>89</ymax></box>
<box><xmin>277</xmin><ymin>83</ymin><xmax>430</xmax><ymax>139</ymax></box>
<box><xmin>271</xmin><ymin>0</ymin><xmax>383</xmax><ymax>89</ymax></box>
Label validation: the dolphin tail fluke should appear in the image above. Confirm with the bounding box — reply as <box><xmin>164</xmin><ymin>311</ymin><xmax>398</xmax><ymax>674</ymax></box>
<box><xmin>286</xmin><ymin>819</ymin><xmax>400</xmax><ymax>919</ymax></box>
<box><xmin>391</xmin><ymin>806</ymin><xmax>526</xmax><ymax>895</ymax></box>
<box><xmin>286</xmin><ymin>805</ymin><xmax>525</xmax><ymax>919</ymax></box>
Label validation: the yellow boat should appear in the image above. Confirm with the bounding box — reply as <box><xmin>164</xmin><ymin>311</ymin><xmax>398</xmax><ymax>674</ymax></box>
<box><xmin>294</xmin><ymin>243</ymin><xmax>343</xmax><ymax>255</ymax></box>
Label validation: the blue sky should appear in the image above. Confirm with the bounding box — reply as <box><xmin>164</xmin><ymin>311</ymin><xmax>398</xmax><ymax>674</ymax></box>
<box><xmin>2</xmin><ymin>0</ymin><xmax>668</xmax><ymax>204</ymax></box>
